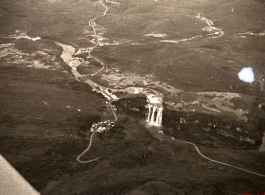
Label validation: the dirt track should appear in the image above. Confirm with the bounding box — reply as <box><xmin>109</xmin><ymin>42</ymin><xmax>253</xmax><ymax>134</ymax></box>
<box><xmin>1</xmin><ymin>0</ymin><xmax>265</xmax><ymax>194</ymax></box>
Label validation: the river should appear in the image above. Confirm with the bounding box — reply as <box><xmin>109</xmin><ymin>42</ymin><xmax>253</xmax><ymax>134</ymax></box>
<box><xmin>21</xmin><ymin>0</ymin><xmax>264</xmax><ymax>180</ymax></box>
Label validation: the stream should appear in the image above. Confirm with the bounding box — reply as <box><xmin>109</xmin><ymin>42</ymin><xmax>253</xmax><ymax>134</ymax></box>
<box><xmin>9</xmin><ymin>3</ymin><xmax>264</xmax><ymax>195</ymax></box>
<box><xmin>52</xmin><ymin>0</ymin><xmax>265</xmax><ymax>150</ymax></box>
<box><xmin>54</xmin><ymin>28</ymin><xmax>265</xmax><ymax>178</ymax></box>
<box><xmin>2</xmin><ymin>1</ymin><xmax>265</xmax><ymax>194</ymax></box>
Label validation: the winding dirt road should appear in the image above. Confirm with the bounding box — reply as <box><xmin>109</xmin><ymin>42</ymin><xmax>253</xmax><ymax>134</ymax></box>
<box><xmin>87</xmin><ymin>0</ymin><xmax>108</xmax><ymax>76</ymax></box>
<box><xmin>76</xmin><ymin>131</ymin><xmax>99</xmax><ymax>163</ymax></box>
<box><xmin>179</xmin><ymin>140</ymin><xmax>265</xmax><ymax>178</ymax></box>
<box><xmin>76</xmin><ymin>0</ymin><xmax>118</xmax><ymax>164</ymax></box>
<box><xmin>69</xmin><ymin>0</ymin><xmax>265</xmax><ymax>178</ymax></box>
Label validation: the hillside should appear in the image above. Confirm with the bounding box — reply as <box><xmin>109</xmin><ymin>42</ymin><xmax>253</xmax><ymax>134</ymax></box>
<box><xmin>0</xmin><ymin>0</ymin><xmax>265</xmax><ymax>194</ymax></box>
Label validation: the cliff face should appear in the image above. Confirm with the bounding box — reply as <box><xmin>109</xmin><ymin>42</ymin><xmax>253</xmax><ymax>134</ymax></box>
<box><xmin>1</xmin><ymin>0</ymin><xmax>265</xmax><ymax>193</ymax></box>
<box><xmin>49</xmin><ymin>117</ymin><xmax>265</xmax><ymax>195</ymax></box>
<box><xmin>162</xmin><ymin>91</ymin><xmax>265</xmax><ymax>147</ymax></box>
<box><xmin>115</xmin><ymin>95</ymin><xmax>147</xmax><ymax>118</ymax></box>
<box><xmin>163</xmin><ymin>108</ymin><xmax>264</xmax><ymax>147</ymax></box>
<box><xmin>115</xmin><ymin>94</ymin><xmax>265</xmax><ymax>148</ymax></box>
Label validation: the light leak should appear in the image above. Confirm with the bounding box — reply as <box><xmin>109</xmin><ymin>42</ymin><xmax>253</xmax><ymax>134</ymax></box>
<box><xmin>238</xmin><ymin>67</ymin><xmax>255</xmax><ymax>84</ymax></box>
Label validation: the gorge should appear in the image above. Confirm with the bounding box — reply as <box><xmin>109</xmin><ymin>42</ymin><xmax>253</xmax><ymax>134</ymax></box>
<box><xmin>1</xmin><ymin>0</ymin><xmax>265</xmax><ymax>194</ymax></box>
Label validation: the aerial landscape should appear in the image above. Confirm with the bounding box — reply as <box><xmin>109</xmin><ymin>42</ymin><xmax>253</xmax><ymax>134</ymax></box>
<box><xmin>0</xmin><ymin>0</ymin><xmax>265</xmax><ymax>194</ymax></box>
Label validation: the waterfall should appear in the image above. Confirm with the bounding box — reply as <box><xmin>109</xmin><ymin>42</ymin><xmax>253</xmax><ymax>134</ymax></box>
<box><xmin>147</xmin><ymin>104</ymin><xmax>152</xmax><ymax>122</ymax></box>
<box><xmin>146</xmin><ymin>105</ymin><xmax>163</xmax><ymax>126</ymax></box>
<box><xmin>146</xmin><ymin>95</ymin><xmax>163</xmax><ymax>126</ymax></box>
<box><xmin>150</xmin><ymin>106</ymin><xmax>157</xmax><ymax>123</ymax></box>
<box><xmin>155</xmin><ymin>107</ymin><xmax>163</xmax><ymax>126</ymax></box>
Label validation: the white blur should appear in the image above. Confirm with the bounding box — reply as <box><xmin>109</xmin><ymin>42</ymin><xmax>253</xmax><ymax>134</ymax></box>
<box><xmin>238</xmin><ymin>67</ymin><xmax>255</xmax><ymax>84</ymax></box>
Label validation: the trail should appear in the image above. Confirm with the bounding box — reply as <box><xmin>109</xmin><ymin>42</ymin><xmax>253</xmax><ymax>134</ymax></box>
<box><xmin>160</xmin><ymin>13</ymin><xmax>224</xmax><ymax>44</ymax></box>
<box><xmin>69</xmin><ymin>1</ymin><xmax>265</xmax><ymax>177</ymax></box>
<box><xmin>87</xmin><ymin>0</ymin><xmax>108</xmax><ymax>76</ymax></box>
<box><xmin>146</xmin><ymin>121</ymin><xmax>265</xmax><ymax>178</ymax></box>
<box><xmin>76</xmin><ymin>0</ymin><xmax>117</xmax><ymax>164</ymax></box>
<box><xmin>76</xmin><ymin>101</ymin><xmax>117</xmax><ymax>164</ymax></box>
<box><xmin>76</xmin><ymin>131</ymin><xmax>99</xmax><ymax>163</ymax></box>
<box><xmin>179</xmin><ymin>139</ymin><xmax>265</xmax><ymax>178</ymax></box>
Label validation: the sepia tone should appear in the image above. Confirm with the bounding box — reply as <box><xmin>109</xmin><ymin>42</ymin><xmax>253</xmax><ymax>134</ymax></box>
<box><xmin>0</xmin><ymin>0</ymin><xmax>265</xmax><ymax>194</ymax></box>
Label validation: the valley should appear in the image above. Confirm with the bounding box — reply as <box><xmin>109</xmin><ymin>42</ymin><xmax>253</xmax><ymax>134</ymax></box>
<box><xmin>0</xmin><ymin>0</ymin><xmax>265</xmax><ymax>194</ymax></box>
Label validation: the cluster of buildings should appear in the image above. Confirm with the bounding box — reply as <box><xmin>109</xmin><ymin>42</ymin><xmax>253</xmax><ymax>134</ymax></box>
<box><xmin>90</xmin><ymin>120</ymin><xmax>115</xmax><ymax>133</ymax></box>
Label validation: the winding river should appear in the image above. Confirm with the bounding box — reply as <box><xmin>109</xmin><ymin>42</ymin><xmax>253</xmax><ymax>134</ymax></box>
<box><xmin>53</xmin><ymin>0</ymin><xmax>265</xmax><ymax>178</ymax></box>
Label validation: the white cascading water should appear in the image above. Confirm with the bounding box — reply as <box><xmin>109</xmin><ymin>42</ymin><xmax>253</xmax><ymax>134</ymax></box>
<box><xmin>155</xmin><ymin>107</ymin><xmax>163</xmax><ymax>126</ymax></box>
<box><xmin>146</xmin><ymin>95</ymin><xmax>163</xmax><ymax>126</ymax></box>
<box><xmin>147</xmin><ymin>104</ymin><xmax>152</xmax><ymax>122</ymax></box>
<box><xmin>147</xmin><ymin>105</ymin><xmax>163</xmax><ymax>126</ymax></box>
<box><xmin>150</xmin><ymin>106</ymin><xmax>157</xmax><ymax>123</ymax></box>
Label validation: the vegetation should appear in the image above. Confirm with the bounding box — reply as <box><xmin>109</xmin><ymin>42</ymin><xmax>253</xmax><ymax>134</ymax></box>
<box><xmin>0</xmin><ymin>0</ymin><xmax>265</xmax><ymax>194</ymax></box>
